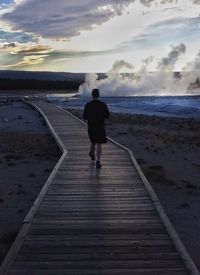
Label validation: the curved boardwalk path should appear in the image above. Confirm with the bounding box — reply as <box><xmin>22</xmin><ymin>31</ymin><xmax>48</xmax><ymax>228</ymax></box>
<box><xmin>0</xmin><ymin>100</ymin><xmax>199</xmax><ymax>275</ymax></box>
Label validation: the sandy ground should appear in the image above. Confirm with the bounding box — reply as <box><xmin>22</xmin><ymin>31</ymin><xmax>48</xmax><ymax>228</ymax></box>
<box><xmin>0</xmin><ymin>101</ymin><xmax>61</xmax><ymax>264</ymax></box>
<box><xmin>67</xmin><ymin>108</ymin><xmax>200</xmax><ymax>270</ymax></box>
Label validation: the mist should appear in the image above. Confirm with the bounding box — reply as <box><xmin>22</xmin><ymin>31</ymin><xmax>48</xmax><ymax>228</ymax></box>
<box><xmin>78</xmin><ymin>44</ymin><xmax>200</xmax><ymax>97</ymax></box>
<box><xmin>78</xmin><ymin>72</ymin><xmax>200</xmax><ymax>97</ymax></box>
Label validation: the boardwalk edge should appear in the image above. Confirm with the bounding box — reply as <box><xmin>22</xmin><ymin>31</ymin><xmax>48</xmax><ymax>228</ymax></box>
<box><xmin>0</xmin><ymin>100</ymin><xmax>67</xmax><ymax>275</ymax></box>
<box><xmin>61</xmin><ymin>106</ymin><xmax>200</xmax><ymax>275</ymax></box>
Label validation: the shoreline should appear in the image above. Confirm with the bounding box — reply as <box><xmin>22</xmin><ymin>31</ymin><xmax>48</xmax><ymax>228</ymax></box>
<box><xmin>66</xmin><ymin>107</ymin><xmax>200</xmax><ymax>270</ymax></box>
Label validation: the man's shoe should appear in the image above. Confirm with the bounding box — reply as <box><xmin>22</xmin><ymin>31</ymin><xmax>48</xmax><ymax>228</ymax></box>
<box><xmin>89</xmin><ymin>151</ymin><xmax>95</xmax><ymax>161</ymax></box>
<box><xmin>96</xmin><ymin>161</ymin><xmax>102</xmax><ymax>168</ymax></box>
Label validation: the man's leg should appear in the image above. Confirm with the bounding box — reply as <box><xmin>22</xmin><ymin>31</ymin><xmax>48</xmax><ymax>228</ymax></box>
<box><xmin>89</xmin><ymin>143</ymin><xmax>95</xmax><ymax>160</ymax></box>
<box><xmin>96</xmin><ymin>143</ymin><xmax>102</xmax><ymax>168</ymax></box>
<box><xmin>96</xmin><ymin>143</ymin><xmax>102</xmax><ymax>161</ymax></box>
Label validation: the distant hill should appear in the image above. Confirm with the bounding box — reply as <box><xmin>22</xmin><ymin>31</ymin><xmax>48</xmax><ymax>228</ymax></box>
<box><xmin>0</xmin><ymin>70</ymin><xmax>85</xmax><ymax>81</ymax></box>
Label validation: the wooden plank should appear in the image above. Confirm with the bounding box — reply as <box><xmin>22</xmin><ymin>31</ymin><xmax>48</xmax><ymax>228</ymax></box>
<box><xmin>23</xmin><ymin>232</ymin><xmax>170</xmax><ymax>240</ymax></box>
<box><xmin>19</xmin><ymin>238</ymin><xmax>173</xmax><ymax>247</ymax></box>
<box><xmin>36</xmin><ymin>211</ymin><xmax>158</xmax><ymax>219</ymax></box>
<box><xmin>0</xmin><ymin>100</ymin><xmax>197</xmax><ymax>275</ymax></box>
<box><xmin>49</xmin><ymin>179</ymin><xmax>142</xmax><ymax>184</ymax></box>
<box><xmin>15</xmin><ymin>252</ymin><xmax>180</xmax><ymax>261</ymax></box>
<box><xmin>17</xmin><ymin>244</ymin><xmax>176</xmax><ymax>254</ymax></box>
<box><xmin>11</xmin><ymin>259</ymin><xmax>184</xmax><ymax>269</ymax></box>
<box><xmin>8</xmin><ymin>268</ymin><xmax>188</xmax><ymax>275</ymax></box>
<box><xmin>28</xmin><ymin>227</ymin><xmax>168</xmax><ymax>236</ymax></box>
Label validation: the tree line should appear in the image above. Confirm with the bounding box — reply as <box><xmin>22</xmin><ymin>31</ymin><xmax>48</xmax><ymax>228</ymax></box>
<box><xmin>0</xmin><ymin>78</ymin><xmax>82</xmax><ymax>90</ymax></box>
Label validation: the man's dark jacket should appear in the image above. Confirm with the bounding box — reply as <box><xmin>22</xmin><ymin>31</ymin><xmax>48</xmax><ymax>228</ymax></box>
<box><xmin>83</xmin><ymin>99</ymin><xmax>110</xmax><ymax>143</ymax></box>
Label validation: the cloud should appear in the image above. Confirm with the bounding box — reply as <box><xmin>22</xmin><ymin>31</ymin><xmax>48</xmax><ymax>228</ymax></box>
<box><xmin>1</xmin><ymin>0</ymin><xmax>136</xmax><ymax>39</ymax></box>
<box><xmin>0</xmin><ymin>0</ymin><xmax>15</xmax><ymax>9</ymax></box>
<box><xmin>2</xmin><ymin>0</ymin><xmax>189</xmax><ymax>41</ymax></box>
<box><xmin>1</xmin><ymin>42</ymin><xmax>16</xmax><ymax>49</ymax></box>
<box><xmin>18</xmin><ymin>55</ymin><xmax>47</xmax><ymax>65</ymax></box>
<box><xmin>121</xmin><ymin>16</ymin><xmax>200</xmax><ymax>52</ymax></box>
<box><xmin>2</xmin><ymin>0</ymin><xmax>182</xmax><ymax>40</ymax></box>
<box><xmin>0</xmin><ymin>54</ymin><xmax>48</xmax><ymax>68</ymax></box>
<box><xmin>16</xmin><ymin>44</ymin><xmax>52</xmax><ymax>54</ymax></box>
<box><xmin>158</xmin><ymin>43</ymin><xmax>186</xmax><ymax>71</ymax></box>
<box><xmin>0</xmin><ymin>28</ymin><xmax>36</xmax><ymax>43</ymax></box>
<box><xmin>43</xmin><ymin>47</ymin><xmax>121</xmax><ymax>65</ymax></box>
<box><xmin>0</xmin><ymin>42</ymin><xmax>51</xmax><ymax>55</ymax></box>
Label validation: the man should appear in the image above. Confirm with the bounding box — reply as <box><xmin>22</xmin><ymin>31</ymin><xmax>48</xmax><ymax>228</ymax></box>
<box><xmin>83</xmin><ymin>89</ymin><xmax>110</xmax><ymax>168</ymax></box>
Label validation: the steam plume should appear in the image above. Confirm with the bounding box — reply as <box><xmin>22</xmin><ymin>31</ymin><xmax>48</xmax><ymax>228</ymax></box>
<box><xmin>78</xmin><ymin>46</ymin><xmax>200</xmax><ymax>97</ymax></box>
<box><xmin>158</xmin><ymin>44</ymin><xmax>186</xmax><ymax>71</ymax></box>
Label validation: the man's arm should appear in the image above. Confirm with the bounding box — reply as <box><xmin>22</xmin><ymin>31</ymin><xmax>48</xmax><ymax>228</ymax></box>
<box><xmin>104</xmin><ymin>104</ymin><xmax>110</xmax><ymax>119</ymax></box>
<box><xmin>83</xmin><ymin>104</ymin><xmax>88</xmax><ymax>120</ymax></box>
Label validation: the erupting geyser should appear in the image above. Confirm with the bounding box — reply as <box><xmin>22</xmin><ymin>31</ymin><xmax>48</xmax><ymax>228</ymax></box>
<box><xmin>78</xmin><ymin>46</ymin><xmax>200</xmax><ymax>97</ymax></box>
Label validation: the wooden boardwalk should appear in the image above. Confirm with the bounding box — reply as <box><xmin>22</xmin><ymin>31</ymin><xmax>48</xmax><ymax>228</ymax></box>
<box><xmin>0</xmin><ymin>100</ymin><xmax>199</xmax><ymax>275</ymax></box>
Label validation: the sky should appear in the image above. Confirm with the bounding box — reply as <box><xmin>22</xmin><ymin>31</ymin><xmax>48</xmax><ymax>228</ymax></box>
<box><xmin>0</xmin><ymin>0</ymin><xmax>200</xmax><ymax>73</ymax></box>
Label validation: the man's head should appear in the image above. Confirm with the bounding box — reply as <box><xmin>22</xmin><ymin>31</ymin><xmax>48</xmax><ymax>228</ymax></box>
<box><xmin>92</xmin><ymin>89</ymin><xmax>99</xmax><ymax>99</ymax></box>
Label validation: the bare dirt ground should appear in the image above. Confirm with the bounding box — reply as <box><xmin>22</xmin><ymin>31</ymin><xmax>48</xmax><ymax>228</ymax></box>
<box><xmin>0</xmin><ymin>101</ymin><xmax>61</xmax><ymax>264</ymax></box>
